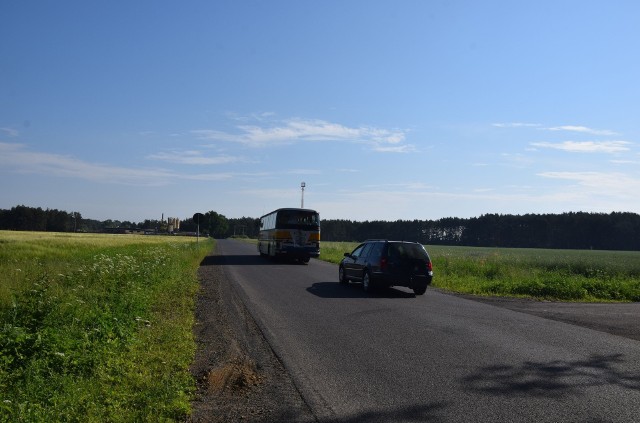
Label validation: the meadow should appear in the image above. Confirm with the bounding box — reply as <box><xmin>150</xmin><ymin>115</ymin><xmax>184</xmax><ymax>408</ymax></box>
<box><xmin>0</xmin><ymin>231</ymin><xmax>214</xmax><ymax>422</ymax></box>
<box><xmin>320</xmin><ymin>242</ymin><xmax>640</xmax><ymax>302</ymax></box>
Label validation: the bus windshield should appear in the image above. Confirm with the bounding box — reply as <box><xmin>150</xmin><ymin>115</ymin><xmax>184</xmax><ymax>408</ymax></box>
<box><xmin>276</xmin><ymin>210</ymin><xmax>320</xmax><ymax>230</ymax></box>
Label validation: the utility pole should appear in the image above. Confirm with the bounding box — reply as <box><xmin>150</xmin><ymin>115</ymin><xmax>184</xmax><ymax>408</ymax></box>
<box><xmin>301</xmin><ymin>182</ymin><xmax>306</xmax><ymax>208</ymax></box>
<box><xmin>193</xmin><ymin>213</ymin><xmax>204</xmax><ymax>244</ymax></box>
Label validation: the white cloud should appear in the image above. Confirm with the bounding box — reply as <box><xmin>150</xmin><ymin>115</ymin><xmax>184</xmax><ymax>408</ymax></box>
<box><xmin>492</xmin><ymin>122</ymin><xmax>620</xmax><ymax>136</ymax></box>
<box><xmin>192</xmin><ymin>117</ymin><xmax>408</xmax><ymax>151</ymax></box>
<box><xmin>530</xmin><ymin>140</ymin><xmax>632</xmax><ymax>153</ymax></box>
<box><xmin>285</xmin><ymin>168</ymin><xmax>322</xmax><ymax>175</ymax></box>
<box><xmin>538</xmin><ymin>171</ymin><xmax>640</xmax><ymax>198</ymax></box>
<box><xmin>372</xmin><ymin>144</ymin><xmax>417</xmax><ymax>153</ymax></box>
<box><xmin>545</xmin><ymin>125</ymin><xmax>619</xmax><ymax>136</ymax></box>
<box><xmin>147</xmin><ymin>150</ymin><xmax>241</xmax><ymax>165</ymax></box>
<box><xmin>611</xmin><ymin>159</ymin><xmax>640</xmax><ymax>165</ymax></box>
<box><xmin>0</xmin><ymin>142</ymin><xmax>233</xmax><ymax>185</ymax></box>
<box><xmin>363</xmin><ymin>182</ymin><xmax>433</xmax><ymax>191</ymax></box>
<box><xmin>1</xmin><ymin>127</ymin><xmax>19</xmax><ymax>137</ymax></box>
<box><xmin>492</xmin><ymin>122</ymin><xmax>541</xmax><ymax>128</ymax></box>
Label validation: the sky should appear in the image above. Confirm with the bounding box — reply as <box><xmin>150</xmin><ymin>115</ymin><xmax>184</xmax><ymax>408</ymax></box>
<box><xmin>2</xmin><ymin>1</ymin><xmax>640</xmax><ymax>223</ymax></box>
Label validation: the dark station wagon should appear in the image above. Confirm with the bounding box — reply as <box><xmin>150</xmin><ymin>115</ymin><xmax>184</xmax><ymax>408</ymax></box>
<box><xmin>339</xmin><ymin>240</ymin><xmax>434</xmax><ymax>295</ymax></box>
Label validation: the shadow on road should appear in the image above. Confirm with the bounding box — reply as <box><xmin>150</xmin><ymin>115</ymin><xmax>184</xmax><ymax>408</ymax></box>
<box><xmin>200</xmin><ymin>254</ymin><xmax>305</xmax><ymax>266</ymax></box>
<box><xmin>320</xmin><ymin>401</ymin><xmax>449</xmax><ymax>423</ymax></box>
<box><xmin>306</xmin><ymin>281</ymin><xmax>417</xmax><ymax>299</ymax></box>
<box><xmin>463</xmin><ymin>353</ymin><xmax>640</xmax><ymax>398</ymax></box>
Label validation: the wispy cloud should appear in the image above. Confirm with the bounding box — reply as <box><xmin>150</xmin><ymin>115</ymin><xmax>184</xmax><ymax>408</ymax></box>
<box><xmin>0</xmin><ymin>142</ymin><xmax>232</xmax><ymax>185</ymax></box>
<box><xmin>545</xmin><ymin>125</ymin><xmax>619</xmax><ymax>136</ymax></box>
<box><xmin>492</xmin><ymin>122</ymin><xmax>541</xmax><ymax>128</ymax></box>
<box><xmin>373</xmin><ymin>144</ymin><xmax>417</xmax><ymax>153</ymax></box>
<box><xmin>285</xmin><ymin>168</ymin><xmax>322</xmax><ymax>175</ymax></box>
<box><xmin>0</xmin><ymin>127</ymin><xmax>19</xmax><ymax>137</ymax></box>
<box><xmin>192</xmin><ymin>117</ymin><xmax>409</xmax><ymax>151</ymax></box>
<box><xmin>147</xmin><ymin>150</ymin><xmax>242</xmax><ymax>165</ymax></box>
<box><xmin>538</xmin><ymin>171</ymin><xmax>640</xmax><ymax>198</ymax></box>
<box><xmin>530</xmin><ymin>141</ymin><xmax>632</xmax><ymax>153</ymax></box>
<box><xmin>493</xmin><ymin>122</ymin><xmax>620</xmax><ymax>136</ymax></box>
<box><xmin>610</xmin><ymin>159</ymin><xmax>640</xmax><ymax>165</ymax></box>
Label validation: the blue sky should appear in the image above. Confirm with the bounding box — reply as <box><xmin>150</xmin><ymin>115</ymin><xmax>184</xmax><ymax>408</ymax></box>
<box><xmin>2</xmin><ymin>1</ymin><xmax>639</xmax><ymax>222</ymax></box>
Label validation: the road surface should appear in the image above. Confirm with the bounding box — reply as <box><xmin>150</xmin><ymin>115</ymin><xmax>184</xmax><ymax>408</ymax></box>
<box><xmin>213</xmin><ymin>239</ymin><xmax>640</xmax><ymax>422</ymax></box>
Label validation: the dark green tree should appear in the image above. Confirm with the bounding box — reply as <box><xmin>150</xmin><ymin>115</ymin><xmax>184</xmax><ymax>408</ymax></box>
<box><xmin>204</xmin><ymin>211</ymin><xmax>229</xmax><ymax>238</ymax></box>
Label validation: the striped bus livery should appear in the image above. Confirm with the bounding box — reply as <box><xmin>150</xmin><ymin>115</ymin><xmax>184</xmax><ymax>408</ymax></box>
<box><xmin>258</xmin><ymin>208</ymin><xmax>320</xmax><ymax>263</ymax></box>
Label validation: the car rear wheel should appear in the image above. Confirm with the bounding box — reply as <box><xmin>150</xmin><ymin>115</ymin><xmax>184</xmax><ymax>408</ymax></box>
<box><xmin>362</xmin><ymin>271</ymin><xmax>374</xmax><ymax>292</ymax></box>
<box><xmin>413</xmin><ymin>285</ymin><xmax>427</xmax><ymax>295</ymax></box>
<box><xmin>339</xmin><ymin>266</ymin><xmax>348</xmax><ymax>284</ymax></box>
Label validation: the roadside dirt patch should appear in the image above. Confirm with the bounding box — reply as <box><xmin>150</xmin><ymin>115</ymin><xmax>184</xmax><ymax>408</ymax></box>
<box><xmin>189</xmin><ymin>248</ymin><xmax>315</xmax><ymax>423</ymax></box>
<box><xmin>207</xmin><ymin>355</ymin><xmax>263</xmax><ymax>395</ymax></box>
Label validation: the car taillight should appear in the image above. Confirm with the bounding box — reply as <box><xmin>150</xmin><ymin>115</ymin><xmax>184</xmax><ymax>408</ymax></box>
<box><xmin>380</xmin><ymin>257</ymin><xmax>388</xmax><ymax>271</ymax></box>
<box><xmin>426</xmin><ymin>261</ymin><xmax>433</xmax><ymax>272</ymax></box>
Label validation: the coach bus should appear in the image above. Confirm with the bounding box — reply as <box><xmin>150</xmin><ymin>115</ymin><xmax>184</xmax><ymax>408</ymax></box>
<box><xmin>258</xmin><ymin>208</ymin><xmax>320</xmax><ymax>263</ymax></box>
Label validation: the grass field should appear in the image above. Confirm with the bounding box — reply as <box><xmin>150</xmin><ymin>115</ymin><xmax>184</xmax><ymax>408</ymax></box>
<box><xmin>321</xmin><ymin>241</ymin><xmax>640</xmax><ymax>302</ymax></box>
<box><xmin>0</xmin><ymin>231</ymin><xmax>214</xmax><ymax>422</ymax></box>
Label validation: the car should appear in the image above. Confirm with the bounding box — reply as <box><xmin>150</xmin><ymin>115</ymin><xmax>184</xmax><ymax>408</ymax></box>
<box><xmin>339</xmin><ymin>240</ymin><xmax>433</xmax><ymax>295</ymax></box>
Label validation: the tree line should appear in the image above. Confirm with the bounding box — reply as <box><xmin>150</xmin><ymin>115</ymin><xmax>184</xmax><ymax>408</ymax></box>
<box><xmin>321</xmin><ymin>212</ymin><xmax>640</xmax><ymax>251</ymax></box>
<box><xmin>2</xmin><ymin>205</ymin><xmax>640</xmax><ymax>251</ymax></box>
<box><xmin>0</xmin><ymin>205</ymin><xmax>257</xmax><ymax>239</ymax></box>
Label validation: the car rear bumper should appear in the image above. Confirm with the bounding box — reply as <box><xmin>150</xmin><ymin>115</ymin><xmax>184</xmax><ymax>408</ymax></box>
<box><xmin>373</xmin><ymin>273</ymin><xmax>433</xmax><ymax>288</ymax></box>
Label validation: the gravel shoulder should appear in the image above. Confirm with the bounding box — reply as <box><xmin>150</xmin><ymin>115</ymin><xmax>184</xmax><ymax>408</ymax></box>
<box><xmin>189</xmin><ymin>248</ymin><xmax>316</xmax><ymax>423</ymax></box>
<box><xmin>189</xmin><ymin>247</ymin><xmax>640</xmax><ymax>421</ymax></box>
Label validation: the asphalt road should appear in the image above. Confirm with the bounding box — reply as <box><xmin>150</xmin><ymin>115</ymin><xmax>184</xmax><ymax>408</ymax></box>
<box><xmin>216</xmin><ymin>239</ymin><xmax>640</xmax><ymax>422</ymax></box>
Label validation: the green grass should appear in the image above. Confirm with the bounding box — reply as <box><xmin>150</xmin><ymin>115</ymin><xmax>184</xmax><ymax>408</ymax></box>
<box><xmin>320</xmin><ymin>241</ymin><xmax>640</xmax><ymax>302</ymax></box>
<box><xmin>0</xmin><ymin>231</ymin><xmax>214</xmax><ymax>422</ymax></box>
<box><xmin>319</xmin><ymin>241</ymin><xmax>358</xmax><ymax>264</ymax></box>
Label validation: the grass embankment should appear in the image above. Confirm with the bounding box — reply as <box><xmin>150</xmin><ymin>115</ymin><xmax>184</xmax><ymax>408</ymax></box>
<box><xmin>320</xmin><ymin>241</ymin><xmax>640</xmax><ymax>302</ymax></box>
<box><xmin>0</xmin><ymin>231</ymin><xmax>214</xmax><ymax>422</ymax></box>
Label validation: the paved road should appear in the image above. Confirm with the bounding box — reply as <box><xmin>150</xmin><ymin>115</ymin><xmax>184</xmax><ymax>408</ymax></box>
<box><xmin>217</xmin><ymin>239</ymin><xmax>640</xmax><ymax>422</ymax></box>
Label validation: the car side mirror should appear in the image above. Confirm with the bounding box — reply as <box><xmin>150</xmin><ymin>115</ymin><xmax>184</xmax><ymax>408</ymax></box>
<box><xmin>344</xmin><ymin>252</ymin><xmax>351</xmax><ymax>258</ymax></box>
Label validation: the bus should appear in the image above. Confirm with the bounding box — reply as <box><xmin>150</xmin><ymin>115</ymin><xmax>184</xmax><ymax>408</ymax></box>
<box><xmin>258</xmin><ymin>208</ymin><xmax>320</xmax><ymax>262</ymax></box>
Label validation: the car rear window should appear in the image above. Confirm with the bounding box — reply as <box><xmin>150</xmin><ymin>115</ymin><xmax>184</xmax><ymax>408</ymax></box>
<box><xmin>387</xmin><ymin>243</ymin><xmax>429</xmax><ymax>260</ymax></box>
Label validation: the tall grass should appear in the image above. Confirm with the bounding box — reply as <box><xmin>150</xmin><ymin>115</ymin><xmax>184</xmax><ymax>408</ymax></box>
<box><xmin>429</xmin><ymin>246</ymin><xmax>640</xmax><ymax>301</ymax></box>
<box><xmin>319</xmin><ymin>241</ymin><xmax>358</xmax><ymax>264</ymax></box>
<box><xmin>320</xmin><ymin>241</ymin><xmax>640</xmax><ymax>302</ymax></box>
<box><xmin>0</xmin><ymin>231</ymin><xmax>214</xmax><ymax>422</ymax></box>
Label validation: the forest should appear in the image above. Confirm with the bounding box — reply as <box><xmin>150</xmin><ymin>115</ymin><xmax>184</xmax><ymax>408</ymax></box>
<box><xmin>2</xmin><ymin>205</ymin><xmax>640</xmax><ymax>251</ymax></box>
